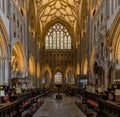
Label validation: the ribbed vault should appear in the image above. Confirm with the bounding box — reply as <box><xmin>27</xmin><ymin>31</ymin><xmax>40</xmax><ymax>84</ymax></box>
<box><xmin>35</xmin><ymin>0</ymin><xmax>81</xmax><ymax>37</ymax></box>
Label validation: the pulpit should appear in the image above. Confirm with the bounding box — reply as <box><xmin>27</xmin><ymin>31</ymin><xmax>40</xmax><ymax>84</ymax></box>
<box><xmin>55</xmin><ymin>83</ymin><xmax>62</xmax><ymax>100</ymax></box>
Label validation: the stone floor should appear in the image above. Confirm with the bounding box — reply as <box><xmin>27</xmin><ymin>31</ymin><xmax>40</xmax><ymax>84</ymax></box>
<box><xmin>33</xmin><ymin>93</ymin><xmax>86</xmax><ymax>117</ymax></box>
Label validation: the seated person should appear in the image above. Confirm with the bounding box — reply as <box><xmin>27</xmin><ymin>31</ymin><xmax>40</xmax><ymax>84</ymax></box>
<box><xmin>3</xmin><ymin>93</ymin><xmax>9</xmax><ymax>103</ymax></box>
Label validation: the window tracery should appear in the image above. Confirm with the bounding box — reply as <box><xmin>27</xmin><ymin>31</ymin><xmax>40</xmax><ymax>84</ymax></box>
<box><xmin>45</xmin><ymin>23</ymin><xmax>71</xmax><ymax>49</ymax></box>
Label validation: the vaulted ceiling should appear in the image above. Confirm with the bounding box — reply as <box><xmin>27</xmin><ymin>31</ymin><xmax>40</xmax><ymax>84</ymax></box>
<box><xmin>29</xmin><ymin>0</ymin><xmax>83</xmax><ymax>36</ymax></box>
<box><xmin>28</xmin><ymin>0</ymin><xmax>89</xmax><ymax>47</ymax></box>
<box><xmin>36</xmin><ymin>0</ymin><xmax>79</xmax><ymax>32</ymax></box>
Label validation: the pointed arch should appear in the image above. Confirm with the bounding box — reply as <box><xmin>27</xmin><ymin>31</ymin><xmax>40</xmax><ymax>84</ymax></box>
<box><xmin>43</xmin><ymin>18</ymin><xmax>74</xmax><ymax>39</ymax></box>
<box><xmin>44</xmin><ymin>71</ymin><xmax>51</xmax><ymax>84</ymax></box>
<box><xmin>11</xmin><ymin>41</ymin><xmax>26</xmax><ymax>73</ymax></box>
<box><xmin>28</xmin><ymin>0</ymin><xmax>37</xmax><ymax>39</ymax></box>
<box><xmin>42</xmin><ymin>64</ymin><xmax>52</xmax><ymax>79</ymax></box>
<box><xmin>29</xmin><ymin>0</ymin><xmax>37</xmax><ymax>21</ymax></box>
<box><xmin>108</xmin><ymin>12</ymin><xmax>120</xmax><ymax>62</ymax></box>
<box><xmin>54</xmin><ymin>72</ymin><xmax>62</xmax><ymax>84</ymax></box>
<box><xmin>37</xmin><ymin>63</ymin><xmax>40</xmax><ymax>78</ymax></box>
<box><xmin>115</xmin><ymin>36</ymin><xmax>120</xmax><ymax>63</ymax></box>
<box><xmin>65</xmin><ymin>65</ymin><xmax>75</xmax><ymax>84</ymax></box>
<box><xmin>108</xmin><ymin>10</ymin><xmax>120</xmax><ymax>47</ymax></box>
<box><xmin>83</xmin><ymin>58</ymin><xmax>88</xmax><ymax>75</ymax></box>
<box><xmin>45</xmin><ymin>23</ymin><xmax>72</xmax><ymax>49</ymax></box>
<box><xmin>107</xmin><ymin>11</ymin><xmax>120</xmax><ymax>82</ymax></box>
<box><xmin>90</xmin><ymin>47</ymin><xmax>95</xmax><ymax>73</ymax></box>
<box><xmin>53</xmin><ymin>66</ymin><xmax>62</xmax><ymax>76</ymax></box>
<box><xmin>41</xmin><ymin>65</ymin><xmax>52</xmax><ymax>86</ymax></box>
<box><xmin>43</xmin><ymin>20</ymin><xmax>74</xmax><ymax>50</ymax></box>
<box><xmin>76</xmin><ymin>62</ymin><xmax>80</xmax><ymax>75</ymax></box>
<box><xmin>29</xmin><ymin>56</ymin><xmax>35</xmax><ymax>76</ymax></box>
<box><xmin>0</xmin><ymin>16</ymin><xmax>10</xmax><ymax>84</ymax></box>
<box><xmin>0</xmin><ymin>16</ymin><xmax>10</xmax><ymax>58</ymax></box>
<box><xmin>0</xmin><ymin>34</ymin><xmax>6</xmax><ymax>58</ymax></box>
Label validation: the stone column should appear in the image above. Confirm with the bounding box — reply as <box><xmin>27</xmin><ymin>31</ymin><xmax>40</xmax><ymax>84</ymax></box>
<box><xmin>51</xmin><ymin>76</ymin><xmax>54</xmax><ymax>89</ymax></box>
<box><xmin>104</xmin><ymin>59</ymin><xmax>109</xmax><ymax>90</ymax></box>
<box><xmin>0</xmin><ymin>58</ymin><xmax>2</xmax><ymax>84</ymax></box>
<box><xmin>0</xmin><ymin>58</ymin><xmax>5</xmax><ymax>84</ymax></box>
<box><xmin>4</xmin><ymin>58</ymin><xmax>9</xmax><ymax>85</ymax></box>
<box><xmin>112</xmin><ymin>62</ymin><xmax>116</xmax><ymax>83</ymax></box>
<box><xmin>75</xmin><ymin>75</ymin><xmax>79</xmax><ymax>86</ymax></box>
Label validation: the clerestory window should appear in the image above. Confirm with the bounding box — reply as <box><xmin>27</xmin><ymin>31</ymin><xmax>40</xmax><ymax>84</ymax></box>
<box><xmin>45</xmin><ymin>23</ymin><xmax>71</xmax><ymax>49</ymax></box>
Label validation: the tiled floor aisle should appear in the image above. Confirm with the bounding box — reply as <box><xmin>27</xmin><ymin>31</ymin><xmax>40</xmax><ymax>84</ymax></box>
<box><xmin>33</xmin><ymin>93</ymin><xmax>86</xmax><ymax>117</ymax></box>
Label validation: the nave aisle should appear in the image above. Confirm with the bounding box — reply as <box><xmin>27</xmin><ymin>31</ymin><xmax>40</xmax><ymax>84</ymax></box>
<box><xmin>33</xmin><ymin>94</ymin><xmax>86</xmax><ymax>117</ymax></box>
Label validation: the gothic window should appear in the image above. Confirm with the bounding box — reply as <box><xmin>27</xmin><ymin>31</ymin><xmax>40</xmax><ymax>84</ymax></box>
<box><xmin>55</xmin><ymin>72</ymin><xmax>62</xmax><ymax>84</ymax></box>
<box><xmin>45</xmin><ymin>23</ymin><xmax>71</xmax><ymax>49</ymax></box>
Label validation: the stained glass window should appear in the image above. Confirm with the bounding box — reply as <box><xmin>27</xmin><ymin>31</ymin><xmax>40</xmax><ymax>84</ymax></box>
<box><xmin>55</xmin><ymin>72</ymin><xmax>62</xmax><ymax>84</ymax></box>
<box><xmin>45</xmin><ymin>23</ymin><xmax>71</xmax><ymax>49</ymax></box>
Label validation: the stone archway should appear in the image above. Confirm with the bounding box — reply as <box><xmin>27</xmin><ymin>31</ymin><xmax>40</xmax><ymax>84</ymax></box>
<box><xmin>94</xmin><ymin>62</ymin><xmax>105</xmax><ymax>86</ymax></box>
<box><xmin>29</xmin><ymin>56</ymin><xmax>35</xmax><ymax>77</ymax></box>
<box><xmin>115</xmin><ymin>36</ymin><xmax>120</xmax><ymax>81</ymax></box>
<box><xmin>0</xmin><ymin>17</ymin><xmax>10</xmax><ymax>85</ymax></box>
<box><xmin>0</xmin><ymin>36</ymin><xmax>6</xmax><ymax>85</ymax></box>
<box><xmin>41</xmin><ymin>65</ymin><xmax>52</xmax><ymax>87</ymax></box>
<box><xmin>89</xmin><ymin>47</ymin><xmax>95</xmax><ymax>84</ymax></box>
<box><xmin>54</xmin><ymin>72</ymin><xmax>62</xmax><ymax>84</ymax></box>
<box><xmin>11</xmin><ymin>42</ymin><xmax>26</xmax><ymax>78</ymax></box>
<box><xmin>65</xmin><ymin>66</ymin><xmax>75</xmax><ymax>85</ymax></box>
<box><xmin>66</xmin><ymin>71</ymin><xmax>75</xmax><ymax>85</ymax></box>
<box><xmin>37</xmin><ymin>63</ymin><xmax>40</xmax><ymax>78</ymax></box>
<box><xmin>108</xmin><ymin>11</ymin><xmax>120</xmax><ymax>84</ymax></box>
<box><xmin>83</xmin><ymin>58</ymin><xmax>88</xmax><ymax>75</ymax></box>
<box><xmin>44</xmin><ymin>71</ymin><xmax>51</xmax><ymax>87</ymax></box>
<box><xmin>28</xmin><ymin>56</ymin><xmax>35</xmax><ymax>87</ymax></box>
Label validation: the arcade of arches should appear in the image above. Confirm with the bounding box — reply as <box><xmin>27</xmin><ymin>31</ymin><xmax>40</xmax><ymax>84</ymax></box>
<box><xmin>0</xmin><ymin>0</ymin><xmax>120</xmax><ymax>92</ymax></box>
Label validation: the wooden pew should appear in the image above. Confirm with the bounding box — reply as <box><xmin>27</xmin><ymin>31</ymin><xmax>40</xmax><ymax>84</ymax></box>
<box><xmin>0</xmin><ymin>101</ymin><xmax>20</xmax><ymax>117</ymax></box>
<box><xmin>100</xmin><ymin>100</ymin><xmax>120</xmax><ymax>117</ymax></box>
<box><xmin>0</xmin><ymin>88</ymin><xmax>52</xmax><ymax>117</ymax></box>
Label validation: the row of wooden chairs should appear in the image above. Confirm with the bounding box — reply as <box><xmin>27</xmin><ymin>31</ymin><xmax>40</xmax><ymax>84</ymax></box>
<box><xmin>25</xmin><ymin>100</ymin><xmax>44</xmax><ymax>117</ymax></box>
<box><xmin>75</xmin><ymin>102</ymin><xmax>94</xmax><ymax>117</ymax></box>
